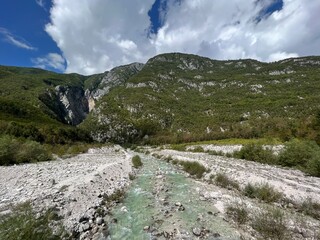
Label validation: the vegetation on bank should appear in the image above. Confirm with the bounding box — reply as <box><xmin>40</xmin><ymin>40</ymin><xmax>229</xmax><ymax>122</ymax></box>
<box><xmin>132</xmin><ymin>155</ymin><xmax>143</xmax><ymax>168</ymax></box>
<box><xmin>0</xmin><ymin>202</ymin><xmax>67</xmax><ymax>240</ymax></box>
<box><xmin>233</xmin><ymin>139</ymin><xmax>320</xmax><ymax>177</ymax></box>
<box><xmin>0</xmin><ymin>135</ymin><xmax>51</xmax><ymax>165</ymax></box>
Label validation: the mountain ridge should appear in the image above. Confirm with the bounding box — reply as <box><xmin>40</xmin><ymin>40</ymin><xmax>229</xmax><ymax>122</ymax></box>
<box><xmin>1</xmin><ymin>53</ymin><xmax>320</xmax><ymax>144</ymax></box>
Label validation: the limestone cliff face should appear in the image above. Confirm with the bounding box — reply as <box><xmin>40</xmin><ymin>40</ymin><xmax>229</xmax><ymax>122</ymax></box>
<box><xmin>39</xmin><ymin>86</ymin><xmax>89</xmax><ymax>125</ymax></box>
<box><xmin>89</xmin><ymin>62</ymin><xmax>144</xmax><ymax>100</ymax></box>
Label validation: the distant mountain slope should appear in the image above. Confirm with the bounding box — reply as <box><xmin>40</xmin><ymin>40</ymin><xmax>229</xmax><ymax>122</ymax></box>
<box><xmin>81</xmin><ymin>53</ymin><xmax>320</xmax><ymax>143</ymax></box>
<box><xmin>1</xmin><ymin>53</ymin><xmax>320</xmax><ymax>144</ymax></box>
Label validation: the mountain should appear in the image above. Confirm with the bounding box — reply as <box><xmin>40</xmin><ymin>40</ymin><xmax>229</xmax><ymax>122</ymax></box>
<box><xmin>1</xmin><ymin>53</ymin><xmax>320</xmax><ymax>144</ymax></box>
<box><xmin>81</xmin><ymin>53</ymin><xmax>320</xmax><ymax>144</ymax></box>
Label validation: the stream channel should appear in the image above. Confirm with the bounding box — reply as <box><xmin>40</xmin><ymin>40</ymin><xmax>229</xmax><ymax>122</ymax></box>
<box><xmin>106</xmin><ymin>154</ymin><xmax>240</xmax><ymax>240</ymax></box>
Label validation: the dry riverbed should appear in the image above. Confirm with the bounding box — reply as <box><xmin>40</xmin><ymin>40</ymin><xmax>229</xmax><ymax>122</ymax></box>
<box><xmin>0</xmin><ymin>145</ymin><xmax>133</xmax><ymax>239</ymax></box>
<box><xmin>148</xmin><ymin>145</ymin><xmax>320</xmax><ymax>239</ymax></box>
<box><xmin>1</xmin><ymin>144</ymin><xmax>320</xmax><ymax>239</ymax></box>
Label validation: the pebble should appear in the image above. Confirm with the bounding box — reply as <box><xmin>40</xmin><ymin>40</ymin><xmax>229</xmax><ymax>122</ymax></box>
<box><xmin>192</xmin><ymin>227</ymin><xmax>201</xmax><ymax>236</ymax></box>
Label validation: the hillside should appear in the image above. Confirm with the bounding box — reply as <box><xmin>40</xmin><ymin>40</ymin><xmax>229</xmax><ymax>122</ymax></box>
<box><xmin>1</xmin><ymin>53</ymin><xmax>320</xmax><ymax>144</ymax></box>
<box><xmin>81</xmin><ymin>53</ymin><xmax>320</xmax><ymax>144</ymax></box>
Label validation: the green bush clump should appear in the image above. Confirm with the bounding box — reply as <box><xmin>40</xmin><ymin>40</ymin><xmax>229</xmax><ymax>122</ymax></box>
<box><xmin>252</xmin><ymin>208</ymin><xmax>289</xmax><ymax>240</ymax></box>
<box><xmin>0</xmin><ymin>202</ymin><xmax>66</xmax><ymax>240</ymax></box>
<box><xmin>0</xmin><ymin>135</ymin><xmax>51</xmax><ymax>165</ymax></box>
<box><xmin>226</xmin><ymin>202</ymin><xmax>249</xmax><ymax>225</ymax></box>
<box><xmin>243</xmin><ymin>183</ymin><xmax>283</xmax><ymax>203</ymax></box>
<box><xmin>234</xmin><ymin>143</ymin><xmax>276</xmax><ymax>164</ymax></box>
<box><xmin>214</xmin><ymin>173</ymin><xmax>240</xmax><ymax>190</ymax></box>
<box><xmin>278</xmin><ymin>139</ymin><xmax>319</xmax><ymax>168</ymax></box>
<box><xmin>132</xmin><ymin>155</ymin><xmax>143</xmax><ymax>168</ymax></box>
<box><xmin>298</xmin><ymin>198</ymin><xmax>320</xmax><ymax>220</ymax></box>
<box><xmin>179</xmin><ymin>161</ymin><xmax>207</xmax><ymax>178</ymax></box>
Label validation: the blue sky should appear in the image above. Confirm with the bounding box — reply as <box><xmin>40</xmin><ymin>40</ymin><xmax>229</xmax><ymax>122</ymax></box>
<box><xmin>0</xmin><ymin>0</ymin><xmax>320</xmax><ymax>75</ymax></box>
<box><xmin>0</xmin><ymin>0</ymin><xmax>63</xmax><ymax>70</ymax></box>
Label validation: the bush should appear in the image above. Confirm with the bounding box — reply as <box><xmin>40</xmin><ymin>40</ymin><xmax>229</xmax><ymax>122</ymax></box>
<box><xmin>215</xmin><ymin>173</ymin><xmax>240</xmax><ymax>190</ymax></box>
<box><xmin>298</xmin><ymin>198</ymin><xmax>320</xmax><ymax>220</ymax></box>
<box><xmin>191</xmin><ymin>146</ymin><xmax>205</xmax><ymax>152</ymax></box>
<box><xmin>0</xmin><ymin>135</ymin><xmax>51</xmax><ymax>165</ymax></box>
<box><xmin>243</xmin><ymin>183</ymin><xmax>282</xmax><ymax>203</ymax></box>
<box><xmin>0</xmin><ymin>202</ymin><xmax>65</xmax><ymax>240</ymax></box>
<box><xmin>226</xmin><ymin>202</ymin><xmax>248</xmax><ymax>225</ymax></box>
<box><xmin>252</xmin><ymin>208</ymin><xmax>288</xmax><ymax>240</ymax></box>
<box><xmin>234</xmin><ymin>143</ymin><xmax>276</xmax><ymax>164</ymax></box>
<box><xmin>179</xmin><ymin>161</ymin><xmax>207</xmax><ymax>178</ymax></box>
<box><xmin>306</xmin><ymin>152</ymin><xmax>320</xmax><ymax>177</ymax></box>
<box><xmin>132</xmin><ymin>155</ymin><xmax>143</xmax><ymax>168</ymax></box>
<box><xmin>278</xmin><ymin>139</ymin><xmax>319</xmax><ymax>168</ymax></box>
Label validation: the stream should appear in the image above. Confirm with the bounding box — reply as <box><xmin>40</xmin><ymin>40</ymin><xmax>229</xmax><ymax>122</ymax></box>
<box><xmin>106</xmin><ymin>154</ymin><xmax>240</xmax><ymax>239</ymax></box>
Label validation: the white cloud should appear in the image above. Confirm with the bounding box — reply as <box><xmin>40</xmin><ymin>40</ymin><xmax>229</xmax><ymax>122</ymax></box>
<box><xmin>46</xmin><ymin>0</ymin><xmax>320</xmax><ymax>75</ymax></box>
<box><xmin>0</xmin><ymin>27</ymin><xmax>36</xmax><ymax>50</ymax></box>
<box><xmin>32</xmin><ymin>53</ymin><xmax>66</xmax><ymax>71</ymax></box>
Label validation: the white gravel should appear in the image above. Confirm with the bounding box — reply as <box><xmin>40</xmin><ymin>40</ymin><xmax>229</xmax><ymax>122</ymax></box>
<box><xmin>0</xmin><ymin>145</ymin><xmax>133</xmax><ymax>232</ymax></box>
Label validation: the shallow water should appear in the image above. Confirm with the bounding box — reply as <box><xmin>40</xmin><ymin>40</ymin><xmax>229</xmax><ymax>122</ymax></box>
<box><xmin>107</xmin><ymin>154</ymin><xmax>239</xmax><ymax>240</ymax></box>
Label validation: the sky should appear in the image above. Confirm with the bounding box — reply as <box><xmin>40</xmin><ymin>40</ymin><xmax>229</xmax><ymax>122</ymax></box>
<box><xmin>0</xmin><ymin>0</ymin><xmax>320</xmax><ymax>75</ymax></box>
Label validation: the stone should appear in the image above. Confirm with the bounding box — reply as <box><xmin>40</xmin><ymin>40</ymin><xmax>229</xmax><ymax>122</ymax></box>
<box><xmin>175</xmin><ymin>202</ymin><xmax>182</xmax><ymax>207</ymax></box>
<box><xmin>96</xmin><ymin>217</ymin><xmax>104</xmax><ymax>225</ymax></box>
<box><xmin>143</xmin><ymin>226</ymin><xmax>150</xmax><ymax>231</ymax></box>
<box><xmin>193</xmin><ymin>227</ymin><xmax>201</xmax><ymax>236</ymax></box>
<box><xmin>79</xmin><ymin>223</ymin><xmax>91</xmax><ymax>232</ymax></box>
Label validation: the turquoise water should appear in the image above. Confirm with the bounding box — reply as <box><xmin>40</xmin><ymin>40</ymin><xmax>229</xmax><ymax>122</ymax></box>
<box><xmin>107</xmin><ymin>155</ymin><xmax>239</xmax><ymax>240</ymax></box>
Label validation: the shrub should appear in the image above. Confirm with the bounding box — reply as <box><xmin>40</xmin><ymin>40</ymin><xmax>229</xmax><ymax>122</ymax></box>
<box><xmin>278</xmin><ymin>139</ymin><xmax>320</xmax><ymax>168</ymax></box>
<box><xmin>252</xmin><ymin>208</ymin><xmax>288</xmax><ymax>240</ymax></box>
<box><xmin>0</xmin><ymin>202</ymin><xmax>66</xmax><ymax>240</ymax></box>
<box><xmin>179</xmin><ymin>161</ymin><xmax>207</xmax><ymax>178</ymax></box>
<box><xmin>215</xmin><ymin>173</ymin><xmax>240</xmax><ymax>190</ymax></box>
<box><xmin>192</xmin><ymin>146</ymin><xmax>205</xmax><ymax>152</ymax></box>
<box><xmin>132</xmin><ymin>155</ymin><xmax>143</xmax><ymax>168</ymax></box>
<box><xmin>234</xmin><ymin>143</ymin><xmax>276</xmax><ymax>164</ymax></box>
<box><xmin>243</xmin><ymin>183</ymin><xmax>282</xmax><ymax>203</ymax></box>
<box><xmin>226</xmin><ymin>202</ymin><xmax>249</xmax><ymax>225</ymax></box>
<box><xmin>0</xmin><ymin>135</ymin><xmax>51</xmax><ymax>165</ymax></box>
<box><xmin>306</xmin><ymin>152</ymin><xmax>320</xmax><ymax>177</ymax></box>
<box><xmin>298</xmin><ymin>198</ymin><xmax>320</xmax><ymax>220</ymax></box>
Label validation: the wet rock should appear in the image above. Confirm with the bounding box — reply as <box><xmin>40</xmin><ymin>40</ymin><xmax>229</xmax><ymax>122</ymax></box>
<box><xmin>178</xmin><ymin>205</ymin><xmax>185</xmax><ymax>211</ymax></box>
<box><xmin>192</xmin><ymin>227</ymin><xmax>201</xmax><ymax>236</ymax></box>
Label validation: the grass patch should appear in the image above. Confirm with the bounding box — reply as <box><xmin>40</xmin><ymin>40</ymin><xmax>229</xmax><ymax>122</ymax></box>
<box><xmin>226</xmin><ymin>202</ymin><xmax>249</xmax><ymax>225</ymax></box>
<box><xmin>0</xmin><ymin>202</ymin><xmax>67</xmax><ymax>240</ymax></box>
<box><xmin>214</xmin><ymin>173</ymin><xmax>240</xmax><ymax>190</ymax></box>
<box><xmin>132</xmin><ymin>155</ymin><xmax>143</xmax><ymax>168</ymax></box>
<box><xmin>179</xmin><ymin>161</ymin><xmax>207</xmax><ymax>178</ymax></box>
<box><xmin>252</xmin><ymin>208</ymin><xmax>289</xmax><ymax>240</ymax></box>
<box><xmin>243</xmin><ymin>182</ymin><xmax>283</xmax><ymax>203</ymax></box>
<box><xmin>298</xmin><ymin>198</ymin><xmax>320</xmax><ymax>220</ymax></box>
<box><xmin>103</xmin><ymin>189</ymin><xmax>126</xmax><ymax>204</ymax></box>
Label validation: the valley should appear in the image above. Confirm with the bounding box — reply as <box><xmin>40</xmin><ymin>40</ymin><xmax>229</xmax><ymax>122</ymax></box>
<box><xmin>1</xmin><ymin>145</ymin><xmax>320</xmax><ymax>239</ymax></box>
<box><xmin>1</xmin><ymin>53</ymin><xmax>320</xmax><ymax>239</ymax></box>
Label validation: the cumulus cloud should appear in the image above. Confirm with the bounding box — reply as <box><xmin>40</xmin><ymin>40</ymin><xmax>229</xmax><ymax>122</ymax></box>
<box><xmin>46</xmin><ymin>0</ymin><xmax>320</xmax><ymax>74</ymax></box>
<box><xmin>0</xmin><ymin>27</ymin><xmax>36</xmax><ymax>50</ymax></box>
<box><xmin>32</xmin><ymin>53</ymin><xmax>66</xmax><ymax>71</ymax></box>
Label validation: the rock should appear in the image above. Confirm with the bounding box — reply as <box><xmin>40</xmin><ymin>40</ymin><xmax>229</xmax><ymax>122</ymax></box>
<box><xmin>175</xmin><ymin>202</ymin><xmax>182</xmax><ymax>207</ymax></box>
<box><xmin>120</xmin><ymin>206</ymin><xmax>128</xmax><ymax>212</ymax></box>
<box><xmin>96</xmin><ymin>217</ymin><xmax>104</xmax><ymax>225</ymax></box>
<box><xmin>143</xmin><ymin>226</ymin><xmax>150</xmax><ymax>231</ymax></box>
<box><xmin>192</xmin><ymin>227</ymin><xmax>201</xmax><ymax>236</ymax></box>
<box><xmin>178</xmin><ymin>205</ymin><xmax>185</xmax><ymax>211</ymax></box>
<box><xmin>79</xmin><ymin>223</ymin><xmax>91</xmax><ymax>232</ymax></box>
